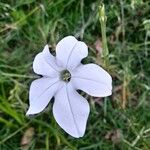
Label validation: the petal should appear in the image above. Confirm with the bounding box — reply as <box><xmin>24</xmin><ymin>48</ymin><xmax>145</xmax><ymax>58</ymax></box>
<box><xmin>26</xmin><ymin>77</ymin><xmax>62</xmax><ymax>115</ymax></box>
<box><xmin>53</xmin><ymin>83</ymin><xmax>90</xmax><ymax>138</ymax></box>
<box><xmin>56</xmin><ymin>36</ymin><xmax>88</xmax><ymax>70</ymax></box>
<box><xmin>71</xmin><ymin>64</ymin><xmax>112</xmax><ymax>97</ymax></box>
<box><xmin>33</xmin><ymin>45</ymin><xmax>60</xmax><ymax>77</ymax></box>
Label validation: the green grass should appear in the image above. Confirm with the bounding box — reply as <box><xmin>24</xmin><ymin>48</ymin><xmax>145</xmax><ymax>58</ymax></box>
<box><xmin>0</xmin><ymin>0</ymin><xmax>150</xmax><ymax>149</ymax></box>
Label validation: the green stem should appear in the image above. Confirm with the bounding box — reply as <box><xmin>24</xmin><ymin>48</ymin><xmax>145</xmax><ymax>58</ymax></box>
<box><xmin>99</xmin><ymin>4</ymin><xmax>109</xmax><ymax>65</ymax></box>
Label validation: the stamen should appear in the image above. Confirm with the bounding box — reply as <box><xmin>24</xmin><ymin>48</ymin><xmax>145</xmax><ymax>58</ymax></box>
<box><xmin>60</xmin><ymin>70</ymin><xmax>71</xmax><ymax>82</ymax></box>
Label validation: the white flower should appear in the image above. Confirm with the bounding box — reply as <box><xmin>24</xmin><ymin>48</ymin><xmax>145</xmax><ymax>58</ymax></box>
<box><xmin>26</xmin><ymin>36</ymin><xmax>112</xmax><ymax>138</ymax></box>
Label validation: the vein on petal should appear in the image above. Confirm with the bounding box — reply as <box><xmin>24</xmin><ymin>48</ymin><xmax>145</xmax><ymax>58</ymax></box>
<box><xmin>66</xmin><ymin>42</ymin><xmax>78</xmax><ymax>69</ymax></box>
<box><xmin>31</xmin><ymin>79</ymin><xmax>60</xmax><ymax>105</ymax></box>
<box><xmin>65</xmin><ymin>84</ymin><xmax>81</xmax><ymax>136</ymax></box>
<box><xmin>45</xmin><ymin>59</ymin><xmax>60</xmax><ymax>72</ymax></box>
<box><xmin>72</xmin><ymin>76</ymin><xmax>112</xmax><ymax>90</ymax></box>
<box><xmin>41</xmin><ymin>52</ymin><xmax>60</xmax><ymax>72</ymax></box>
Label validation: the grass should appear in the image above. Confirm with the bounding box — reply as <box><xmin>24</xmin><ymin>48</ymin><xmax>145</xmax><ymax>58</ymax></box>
<box><xmin>0</xmin><ymin>0</ymin><xmax>150</xmax><ymax>149</ymax></box>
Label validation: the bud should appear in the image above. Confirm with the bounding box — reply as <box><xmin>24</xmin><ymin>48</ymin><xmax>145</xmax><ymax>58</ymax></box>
<box><xmin>99</xmin><ymin>4</ymin><xmax>107</xmax><ymax>23</ymax></box>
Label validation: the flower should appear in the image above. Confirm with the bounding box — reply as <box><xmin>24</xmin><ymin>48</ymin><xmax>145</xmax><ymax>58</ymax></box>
<box><xmin>26</xmin><ymin>36</ymin><xmax>112</xmax><ymax>138</ymax></box>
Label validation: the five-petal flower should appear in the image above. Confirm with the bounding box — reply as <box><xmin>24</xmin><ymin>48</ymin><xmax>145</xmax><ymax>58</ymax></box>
<box><xmin>26</xmin><ymin>36</ymin><xmax>112</xmax><ymax>138</ymax></box>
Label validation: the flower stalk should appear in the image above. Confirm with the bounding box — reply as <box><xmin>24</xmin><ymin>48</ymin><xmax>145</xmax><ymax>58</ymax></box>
<box><xmin>99</xmin><ymin>4</ymin><xmax>109</xmax><ymax>64</ymax></box>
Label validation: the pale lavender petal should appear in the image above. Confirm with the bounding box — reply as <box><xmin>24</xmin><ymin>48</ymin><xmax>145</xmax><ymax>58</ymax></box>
<box><xmin>71</xmin><ymin>64</ymin><xmax>112</xmax><ymax>97</ymax></box>
<box><xmin>33</xmin><ymin>45</ymin><xmax>60</xmax><ymax>77</ymax></box>
<box><xmin>53</xmin><ymin>83</ymin><xmax>90</xmax><ymax>138</ymax></box>
<box><xmin>56</xmin><ymin>36</ymin><xmax>88</xmax><ymax>70</ymax></box>
<box><xmin>26</xmin><ymin>77</ymin><xmax>62</xmax><ymax>115</ymax></box>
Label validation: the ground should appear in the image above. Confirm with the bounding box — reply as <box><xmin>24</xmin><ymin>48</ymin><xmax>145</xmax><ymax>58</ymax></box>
<box><xmin>0</xmin><ymin>0</ymin><xmax>150</xmax><ymax>150</ymax></box>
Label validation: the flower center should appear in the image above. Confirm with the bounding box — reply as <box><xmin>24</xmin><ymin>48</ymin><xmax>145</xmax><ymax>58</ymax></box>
<box><xmin>60</xmin><ymin>70</ymin><xmax>71</xmax><ymax>82</ymax></box>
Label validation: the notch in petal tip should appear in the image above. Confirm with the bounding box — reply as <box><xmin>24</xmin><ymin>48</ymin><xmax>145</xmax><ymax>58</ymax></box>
<box><xmin>26</xmin><ymin>108</ymin><xmax>36</xmax><ymax>116</ymax></box>
<box><xmin>26</xmin><ymin>111</ymin><xmax>30</xmax><ymax>116</ymax></box>
<box><xmin>44</xmin><ymin>44</ymin><xmax>49</xmax><ymax>50</ymax></box>
<box><xmin>26</xmin><ymin>108</ymin><xmax>33</xmax><ymax>116</ymax></box>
